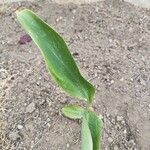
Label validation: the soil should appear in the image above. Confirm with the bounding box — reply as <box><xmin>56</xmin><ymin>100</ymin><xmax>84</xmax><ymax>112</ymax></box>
<box><xmin>0</xmin><ymin>0</ymin><xmax>150</xmax><ymax>150</ymax></box>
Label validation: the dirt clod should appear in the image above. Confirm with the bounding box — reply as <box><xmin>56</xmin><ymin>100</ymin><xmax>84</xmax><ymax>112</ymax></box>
<box><xmin>26</xmin><ymin>102</ymin><xmax>36</xmax><ymax>113</ymax></box>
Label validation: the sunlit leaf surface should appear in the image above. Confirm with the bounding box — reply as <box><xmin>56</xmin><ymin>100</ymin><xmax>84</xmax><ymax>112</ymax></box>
<box><xmin>16</xmin><ymin>9</ymin><xmax>95</xmax><ymax>103</ymax></box>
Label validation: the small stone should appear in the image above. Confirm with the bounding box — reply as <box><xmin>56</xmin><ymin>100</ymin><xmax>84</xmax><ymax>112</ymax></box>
<box><xmin>25</xmin><ymin>122</ymin><xmax>34</xmax><ymax>131</ymax></box>
<box><xmin>46</xmin><ymin>118</ymin><xmax>51</xmax><ymax>122</ymax></box>
<box><xmin>72</xmin><ymin>9</ymin><xmax>76</xmax><ymax>13</ymax></box>
<box><xmin>0</xmin><ymin>69</ymin><xmax>8</xmax><ymax>79</ymax></box>
<box><xmin>95</xmin><ymin>7</ymin><xmax>99</xmax><ymax>12</ymax></box>
<box><xmin>18</xmin><ymin>34</ymin><xmax>32</xmax><ymax>45</ymax></box>
<box><xmin>121</xmin><ymin>120</ymin><xmax>125</xmax><ymax>125</ymax></box>
<box><xmin>48</xmin><ymin>101</ymin><xmax>52</xmax><ymax>107</ymax></box>
<box><xmin>47</xmin><ymin>123</ymin><xmax>51</xmax><ymax>127</ymax></box>
<box><xmin>116</xmin><ymin>116</ymin><xmax>123</xmax><ymax>122</ymax></box>
<box><xmin>140</xmin><ymin>79</ymin><xmax>146</xmax><ymax>85</ymax></box>
<box><xmin>115</xmin><ymin>124</ymin><xmax>121</xmax><ymax>130</ymax></box>
<box><xmin>56</xmin><ymin>16</ymin><xmax>63</xmax><ymax>22</ymax></box>
<box><xmin>17</xmin><ymin>124</ymin><xmax>23</xmax><ymax>130</ymax></box>
<box><xmin>73</xmin><ymin>52</ymin><xmax>79</xmax><ymax>56</ymax></box>
<box><xmin>84</xmin><ymin>36</ymin><xmax>88</xmax><ymax>40</ymax></box>
<box><xmin>9</xmin><ymin>131</ymin><xmax>20</xmax><ymax>141</ymax></box>
<box><xmin>111</xmin><ymin>118</ymin><xmax>116</xmax><ymax>124</ymax></box>
<box><xmin>114</xmin><ymin>145</ymin><xmax>119</xmax><ymax>150</ymax></box>
<box><xmin>60</xmin><ymin>98</ymin><xmax>68</xmax><ymax>104</ymax></box>
<box><xmin>30</xmin><ymin>141</ymin><xmax>34</xmax><ymax>148</ymax></box>
<box><xmin>130</xmin><ymin>78</ymin><xmax>133</xmax><ymax>81</ymax></box>
<box><xmin>129</xmin><ymin>139</ymin><xmax>136</xmax><ymax>147</ymax></box>
<box><xmin>110</xmin><ymin>80</ymin><xmax>114</xmax><ymax>84</ymax></box>
<box><xmin>129</xmin><ymin>27</ymin><xmax>133</xmax><ymax>32</ymax></box>
<box><xmin>124</xmin><ymin>129</ymin><xmax>127</xmax><ymax>134</ymax></box>
<box><xmin>120</xmin><ymin>78</ymin><xmax>124</xmax><ymax>81</ymax></box>
<box><xmin>39</xmin><ymin>99</ymin><xmax>46</xmax><ymax>105</ymax></box>
<box><xmin>66</xmin><ymin>143</ymin><xmax>70</xmax><ymax>148</ymax></box>
<box><xmin>109</xmin><ymin>39</ymin><xmax>113</xmax><ymax>43</ymax></box>
<box><xmin>108</xmin><ymin>137</ymin><xmax>113</xmax><ymax>143</ymax></box>
<box><xmin>26</xmin><ymin>102</ymin><xmax>35</xmax><ymax>113</ymax></box>
<box><xmin>106</xmin><ymin>114</ymin><xmax>110</xmax><ymax>118</ymax></box>
<box><xmin>0</xmin><ymin>90</ymin><xmax>6</xmax><ymax>97</ymax></box>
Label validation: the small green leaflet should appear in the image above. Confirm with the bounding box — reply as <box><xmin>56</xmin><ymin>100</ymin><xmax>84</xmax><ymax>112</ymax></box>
<box><xmin>62</xmin><ymin>105</ymin><xmax>84</xmax><ymax>119</ymax></box>
<box><xmin>16</xmin><ymin>9</ymin><xmax>95</xmax><ymax>103</ymax></box>
<box><xmin>82</xmin><ymin>111</ymin><xmax>103</xmax><ymax>150</ymax></box>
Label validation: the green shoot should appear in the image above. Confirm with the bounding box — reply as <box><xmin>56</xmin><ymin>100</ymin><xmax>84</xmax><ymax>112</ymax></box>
<box><xmin>16</xmin><ymin>9</ymin><xmax>103</xmax><ymax>150</ymax></box>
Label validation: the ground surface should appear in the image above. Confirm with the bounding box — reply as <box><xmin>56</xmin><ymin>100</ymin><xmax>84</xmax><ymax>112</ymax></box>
<box><xmin>0</xmin><ymin>0</ymin><xmax>150</xmax><ymax>150</ymax></box>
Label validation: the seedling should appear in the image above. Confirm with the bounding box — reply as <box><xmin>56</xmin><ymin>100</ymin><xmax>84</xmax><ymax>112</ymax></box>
<box><xmin>16</xmin><ymin>9</ymin><xmax>103</xmax><ymax>150</ymax></box>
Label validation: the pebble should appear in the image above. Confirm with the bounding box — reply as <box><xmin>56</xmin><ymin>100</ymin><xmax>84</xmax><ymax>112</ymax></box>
<box><xmin>140</xmin><ymin>79</ymin><xmax>146</xmax><ymax>85</ymax></box>
<box><xmin>47</xmin><ymin>123</ymin><xmax>51</xmax><ymax>127</ymax></box>
<box><xmin>109</xmin><ymin>39</ymin><xmax>113</xmax><ymax>43</ymax></box>
<box><xmin>48</xmin><ymin>101</ymin><xmax>52</xmax><ymax>107</ymax></box>
<box><xmin>0</xmin><ymin>69</ymin><xmax>8</xmax><ymax>79</ymax></box>
<box><xmin>60</xmin><ymin>98</ymin><xmax>68</xmax><ymax>104</ymax></box>
<box><xmin>124</xmin><ymin>129</ymin><xmax>127</xmax><ymax>134</ymax></box>
<box><xmin>0</xmin><ymin>90</ymin><xmax>6</xmax><ymax>97</ymax></box>
<box><xmin>110</xmin><ymin>80</ymin><xmax>114</xmax><ymax>84</ymax></box>
<box><xmin>120</xmin><ymin>77</ymin><xmax>124</xmax><ymax>81</ymax></box>
<box><xmin>114</xmin><ymin>145</ymin><xmax>119</xmax><ymax>150</ymax></box>
<box><xmin>108</xmin><ymin>137</ymin><xmax>113</xmax><ymax>143</ymax></box>
<box><xmin>116</xmin><ymin>116</ymin><xmax>123</xmax><ymax>122</ymax></box>
<box><xmin>128</xmin><ymin>139</ymin><xmax>136</xmax><ymax>147</ymax></box>
<box><xmin>115</xmin><ymin>124</ymin><xmax>121</xmax><ymax>130</ymax></box>
<box><xmin>26</xmin><ymin>102</ymin><xmax>36</xmax><ymax>113</ymax></box>
<box><xmin>39</xmin><ymin>99</ymin><xmax>46</xmax><ymax>105</ymax></box>
<box><xmin>9</xmin><ymin>131</ymin><xmax>20</xmax><ymax>141</ymax></box>
<box><xmin>56</xmin><ymin>16</ymin><xmax>63</xmax><ymax>22</ymax></box>
<box><xmin>18</xmin><ymin>34</ymin><xmax>32</xmax><ymax>45</ymax></box>
<box><xmin>121</xmin><ymin>120</ymin><xmax>125</xmax><ymax>125</ymax></box>
<box><xmin>95</xmin><ymin>7</ymin><xmax>99</xmax><ymax>12</ymax></box>
<box><xmin>72</xmin><ymin>9</ymin><xmax>76</xmax><ymax>14</ymax></box>
<box><xmin>111</xmin><ymin>118</ymin><xmax>116</xmax><ymax>124</ymax></box>
<box><xmin>25</xmin><ymin>123</ymin><xmax>34</xmax><ymax>131</ymax></box>
<box><xmin>106</xmin><ymin>114</ymin><xmax>110</xmax><ymax>118</ymax></box>
<box><xmin>130</xmin><ymin>78</ymin><xmax>133</xmax><ymax>81</ymax></box>
<box><xmin>66</xmin><ymin>143</ymin><xmax>70</xmax><ymax>148</ymax></box>
<box><xmin>73</xmin><ymin>52</ymin><xmax>79</xmax><ymax>56</ymax></box>
<box><xmin>17</xmin><ymin>124</ymin><xmax>23</xmax><ymax>130</ymax></box>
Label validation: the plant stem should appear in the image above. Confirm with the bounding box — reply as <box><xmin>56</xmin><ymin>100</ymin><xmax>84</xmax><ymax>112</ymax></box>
<box><xmin>87</xmin><ymin>102</ymin><xmax>93</xmax><ymax>111</ymax></box>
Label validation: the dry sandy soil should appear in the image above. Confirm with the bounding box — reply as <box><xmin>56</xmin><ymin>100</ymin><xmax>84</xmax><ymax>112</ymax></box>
<box><xmin>0</xmin><ymin>0</ymin><xmax>150</xmax><ymax>149</ymax></box>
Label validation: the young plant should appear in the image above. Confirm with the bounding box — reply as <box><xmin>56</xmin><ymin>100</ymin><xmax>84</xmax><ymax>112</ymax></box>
<box><xmin>16</xmin><ymin>9</ymin><xmax>103</xmax><ymax>150</ymax></box>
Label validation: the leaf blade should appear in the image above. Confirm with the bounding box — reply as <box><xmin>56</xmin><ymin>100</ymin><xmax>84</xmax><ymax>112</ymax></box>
<box><xmin>16</xmin><ymin>9</ymin><xmax>95</xmax><ymax>103</ymax></box>
<box><xmin>84</xmin><ymin>111</ymin><xmax>103</xmax><ymax>150</ymax></box>
<box><xmin>81</xmin><ymin>115</ymin><xmax>93</xmax><ymax>150</ymax></box>
<box><xmin>62</xmin><ymin>105</ymin><xmax>84</xmax><ymax>119</ymax></box>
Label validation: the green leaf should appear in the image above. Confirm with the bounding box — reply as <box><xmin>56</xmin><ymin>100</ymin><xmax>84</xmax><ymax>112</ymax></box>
<box><xmin>81</xmin><ymin>116</ymin><xmax>93</xmax><ymax>150</ymax></box>
<box><xmin>16</xmin><ymin>9</ymin><xmax>95</xmax><ymax>103</ymax></box>
<box><xmin>62</xmin><ymin>105</ymin><xmax>84</xmax><ymax>119</ymax></box>
<box><xmin>83</xmin><ymin>111</ymin><xmax>103</xmax><ymax>150</ymax></box>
